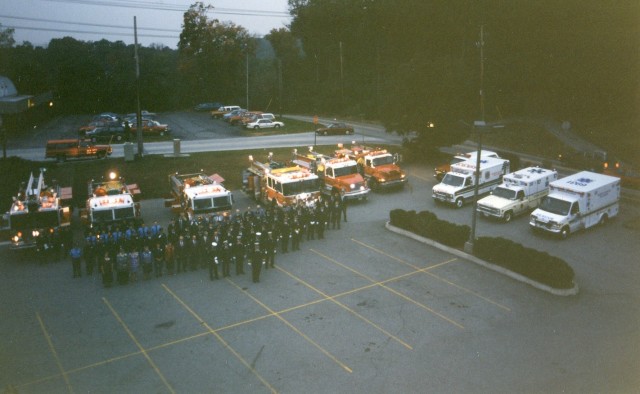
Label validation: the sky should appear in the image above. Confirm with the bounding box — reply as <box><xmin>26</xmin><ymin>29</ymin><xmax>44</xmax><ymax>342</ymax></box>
<box><xmin>0</xmin><ymin>0</ymin><xmax>292</xmax><ymax>48</ymax></box>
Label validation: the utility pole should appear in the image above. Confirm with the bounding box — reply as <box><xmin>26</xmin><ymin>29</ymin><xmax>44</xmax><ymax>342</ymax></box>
<box><xmin>465</xmin><ymin>25</ymin><xmax>486</xmax><ymax>255</ymax></box>
<box><xmin>339</xmin><ymin>41</ymin><xmax>344</xmax><ymax>108</ymax></box>
<box><xmin>134</xmin><ymin>16</ymin><xmax>143</xmax><ymax>158</ymax></box>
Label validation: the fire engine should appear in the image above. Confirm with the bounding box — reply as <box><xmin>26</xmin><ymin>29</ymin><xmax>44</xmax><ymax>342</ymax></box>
<box><xmin>243</xmin><ymin>153</ymin><xmax>321</xmax><ymax>207</ymax></box>
<box><xmin>167</xmin><ymin>172</ymin><xmax>233</xmax><ymax>220</ymax></box>
<box><xmin>335</xmin><ymin>144</ymin><xmax>407</xmax><ymax>190</ymax></box>
<box><xmin>4</xmin><ymin>169</ymin><xmax>72</xmax><ymax>250</ymax></box>
<box><xmin>292</xmin><ymin>147</ymin><xmax>370</xmax><ymax>200</ymax></box>
<box><xmin>81</xmin><ymin>172</ymin><xmax>141</xmax><ymax>228</ymax></box>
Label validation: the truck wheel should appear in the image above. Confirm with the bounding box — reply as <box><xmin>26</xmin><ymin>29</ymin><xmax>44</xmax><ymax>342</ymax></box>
<box><xmin>503</xmin><ymin>211</ymin><xmax>513</xmax><ymax>223</ymax></box>
<box><xmin>369</xmin><ymin>178</ymin><xmax>379</xmax><ymax>191</ymax></box>
<box><xmin>97</xmin><ymin>152</ymin><xmax>106</xmax><ymax>159</ymax></box>
<box><xmin>455</xmin><ymin>198</ymin><xmax>464</xmax><ymax>208</ymax></box>
<box><xmin>274</xmin><ymin>124</ymin><xmax>280</xmax><ymax>129</ymax></box>
<box><xmin>560</xmin><ymin>226</ymin><xmax>570</xmax><ymax>239</ymax></box>
<box><xmin>599</xmin><ymin>214</ymin><xmax>608</xmax><ymax>226</ymax></box>
<box><xmin>159</xmin><ymin>131</ymin><xmax>165</xmax><ymax>136</ymax></box>
<box><xmin>254</xmin><ymin>126</ymin><xmax>260</xmax><ymax>130</ymax></box>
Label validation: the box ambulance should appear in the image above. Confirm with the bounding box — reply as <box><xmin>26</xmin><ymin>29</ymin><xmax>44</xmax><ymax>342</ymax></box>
<box><xmin>529</xmin><ymin>171</ymin><xmax>620</xmax><ymax>238</ymax></box>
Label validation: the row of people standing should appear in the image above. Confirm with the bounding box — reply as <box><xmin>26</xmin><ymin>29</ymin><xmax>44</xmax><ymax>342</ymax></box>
<box><xmin>75</xmin><ymin>192</ymin><xmax>348</xmax><ymax>287</ymax></box>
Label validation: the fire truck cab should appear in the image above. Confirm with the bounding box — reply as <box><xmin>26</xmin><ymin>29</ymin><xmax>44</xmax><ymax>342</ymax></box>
<box><xmin>4</xmin><ymin>169</ymin><xmax>72</xmax><ymax>250</ymax></box>
<box><xmin>335</xmin><ymin>144</ymin><xmax>407</xmax><ymax>190</ymax></box>
<box><xmin>243</xmin><ymin>153</ymin><xmax>321</xmax><ymax>207</ymax></box>
<box><xmin>82</xmin><ymin>173</ymin><xmax>141</xmax><ymax>228</ymax></box>
<box><xmin>168</xmin><ymin>172</ymin><xmax>233</xmax><ymax>220</ymax></box>
<box><xmin>293</xmin><ymin>148</ymin><xmax>370</xmax><ymax>200</ymax></box>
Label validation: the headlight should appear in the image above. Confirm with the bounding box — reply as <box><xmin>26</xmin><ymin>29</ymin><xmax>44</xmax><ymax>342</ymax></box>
<box><xmin>32</xmin><ymin>230</ymin><xmax>40</xmax><ymax>237</ymax></box>
<box><xmin>360</xmin><ymin>185</ymin><xmax>365</xmax><ymax>191</ymax></box>
<box><xmin>379</xmin><ymin>178</ymin><xmax>386</xmax><ymax>182</ymax></box>
<box><xmin>350</xmin><ymin>183</ymin><xmax>355</xmax><ymax>189</ymax></box>
<box><xmin>11</xmin><ymin>235</ymin><xmax>20</xmax><ymax>243</ymax></box>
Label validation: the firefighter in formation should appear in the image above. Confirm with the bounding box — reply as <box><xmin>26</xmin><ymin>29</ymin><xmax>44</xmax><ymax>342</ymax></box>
<box><xmin>78</xmin><ymin>193</ymin><xmax>346</xmax><ymax>287</ymax></box>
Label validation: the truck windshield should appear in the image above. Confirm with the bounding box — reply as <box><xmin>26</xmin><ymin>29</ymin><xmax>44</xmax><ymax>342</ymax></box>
<box><xmin>372</xmin><ymin>156</ymin><xmax>394</xmax><ymax>166</ymax></box>
<box><xmin>114</xmin><ymin>207</ymin><xmax>135</xmax><ymax>220</ymax></box>
<box><xmin>442</xmin><ymin>173</ymin><xmax>465</xmax><ymax>187</ymax></box>
<box><xmin>194</xmin><ymin>198</ymin><xmax>213</xmax><ymax>210</ymax></box>
<box><xmin>333</xmin><ymin>165</ymin><xmax>358</xmax><ymax>177</ymax></box>
<box><xmin>492</xmin><ymin>187</ymin><xmax>517</xmax><ymax>200</ymax></box>
<box><xmin>539</xmin><ymin>196</ymin><xmax>571</xmax><ymax>216</ymax></box>
<box><xmin>282</xmin><ymin>179</ymin><xmax>319</xmax><ymax>196</ymax></box>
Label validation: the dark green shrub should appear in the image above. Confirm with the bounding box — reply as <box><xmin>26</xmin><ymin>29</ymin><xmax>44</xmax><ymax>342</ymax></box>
<box><xmin>475</xmin><ymin>237</ymin><xmax>574</xmax><ymax>289</ymax></box>
<box><xmin>388</xmin><ymin>210</ymin><xmax>575</xmax><ymax>290</ymax></box>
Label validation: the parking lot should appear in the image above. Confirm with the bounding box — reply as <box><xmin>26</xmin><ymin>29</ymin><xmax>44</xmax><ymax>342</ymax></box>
<box><xmin>2</xmin><ymin>164</ymin><xmax>639</xmax><ymax>393</ymax></box>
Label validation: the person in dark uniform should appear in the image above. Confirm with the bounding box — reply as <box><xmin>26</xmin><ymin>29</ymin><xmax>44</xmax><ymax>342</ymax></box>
<box><xmin>233</xmin><ymin>236</ymin><xmax>245</xmax><ymax>275</ymax></box>
<box><xmin>221</xmin><ymin>240</ymin><xmax>231</xmax><ymax>277</ymax></box>
<box><xmin>250</xmin><ymin>238</ymin><xmax>264</xmax><ymax>283</ymax></box>
<box><xmin>291</xmin><ymin>219</ymin><xmax>301</xmax><ymax>251</ymax></box>
<box><xmin>341</xmin><ymin>196</ymin><xmax>348</xmax><ymax>222</ymax></box>
<box><xmin>164</xmin><ymin>241</ymin><xmax>175</xmax><ymax>275</ymax></box>
<box><xmin>188</xmin><ymin>235</ymin><xmax>199</xmax><ymax>271</ymax></box>
<box><xmin>265</xmin><ymin>231</ymin><xmax>276</xmax><ymax>268</ymax></box>
<box><xmin>70</xmin><ymin>245</ymin><xmax>82</xmax><ymax>278</ymax></box>
<box><xmin>209</xmin><ymin>241</ymin><xmax>220</xmax><ymax>280</ymax></box>
<box><xmin>175</xmin><ymin>235</ymin><xmax>188</xmax><ymax>273</ymax></box>
<box><xmin>101</xmin><ymin>251</ymin><xmax>114</xmax><ymax>288</ymax></box>
<box><xmin>279</xmin><ymin>219</ymin><xmax>290</xmax><ymax>253</ymax></box>
<box><xmin>116</xmin><ymin>247</ymin><xmax>129</xmax><ymax>285</ymax></box>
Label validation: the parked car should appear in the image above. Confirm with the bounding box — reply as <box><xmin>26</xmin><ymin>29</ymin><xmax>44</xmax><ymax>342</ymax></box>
<box><xmin>316</xmin><ymin>122</ymin><xmax>354</xmax><ymax>135</ymax></box>
<box><xmin>128</xmin><ymin>119</ymin><xmax>169</xmax><ymax>136</ymax></box>
<box><xmin>245</xmin><ymin>119</ymin><xmax>284</xmax><ymax>130</ymax></box>
<box><xmin>84</xmin><ymin>124</ymin><xmax>127</xmax><ymax>142</ymax></box>
<box><xmin>125</xmin><ymin>110</ymin><xmax>156</xmax><ymax>119</ymax></box>
<box><xmin>194</xmin><ymin>102</ymin><xmax>222</xmax><ymax>111</ymax></box>
<box><xmin>45</xmin><ymin>139</ymin><xmax>112</xmax><ymax>162</ymax></box>
<box><xmin>223</xmin><ymin>109</ymin><xmax>246</xmax><ymax>122</ymax></box>
<box><xmin>211</xmin><ymin>105</ymin><xmax>241</xmax><ymax>119</ymax></box>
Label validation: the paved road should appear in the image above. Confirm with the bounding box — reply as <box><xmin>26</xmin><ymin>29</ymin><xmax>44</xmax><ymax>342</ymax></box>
<box><xmin>1</xmin><ymin>163</ymin><xmax>639</xmax><ymax>393</ymax></box>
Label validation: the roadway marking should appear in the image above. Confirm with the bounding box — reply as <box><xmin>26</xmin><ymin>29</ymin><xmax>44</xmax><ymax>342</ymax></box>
<box><xmin>103</xmin><ymin>297</ymin><xmax>176</xmax><ymax>394</ymax></box>
<box><xmin>311</xmin><ymin>249</ymin><xmax>465</xmax><ymax>330</ymax></box>
<box><xmin>36</xmin><ymin>312</ymin><xmax>74</xmax><ymax>394</ymax></box>
<box><xmin>225</xmin><ymin>278</ymin><xmax>354</xmax><ymax>374</ymax></box>
<box><xmin>351</xmin><ymin>238</ymin><xmax>512</xmax><ymax>312</ymax></box>
<box><xmin>275</xmin><ymin>265</ymin><xmax>413</xmax><ymax>350</ymax></box>
<box><xmin>161</xmin><ymin>284</ymin><xmax>278</xmax><ymax>394</ymax></box>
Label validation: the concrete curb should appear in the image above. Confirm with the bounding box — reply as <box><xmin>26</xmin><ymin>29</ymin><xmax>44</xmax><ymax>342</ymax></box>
<box><xmin>385</xmin><ymin>221</ymin><xmax>579</xmax><ymax>296</ymax></box>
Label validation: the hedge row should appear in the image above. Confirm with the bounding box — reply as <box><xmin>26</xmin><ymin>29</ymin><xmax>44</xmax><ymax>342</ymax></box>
<box><xmin>389</xmin><ymin>209</ymin><xmax>470</xmax><ymax>249</ymax></box>
<box><xmin>389</xmin><ymin>209</ymin><xmax>575</xmax><ymax>289</ymax></box>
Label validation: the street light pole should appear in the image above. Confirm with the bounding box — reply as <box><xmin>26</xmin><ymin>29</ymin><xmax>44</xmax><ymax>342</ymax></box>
<box><xmin>464</xmin><ymin>25</ymin><xmax>486</xmax><ymax>255</ymax></box>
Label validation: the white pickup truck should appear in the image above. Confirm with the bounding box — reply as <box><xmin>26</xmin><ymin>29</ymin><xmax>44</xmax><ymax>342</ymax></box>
<box><xmin>477</xmin><ymin>167</ymin><xmax>558</xmax><ymax>222</ymax></box>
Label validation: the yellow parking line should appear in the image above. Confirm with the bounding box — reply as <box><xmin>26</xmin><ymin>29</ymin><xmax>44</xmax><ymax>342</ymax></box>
<box><xmin>311</xmin><ymin>249</ymin><xmax>465</xmax><ymax>330</ymax></box>
<box><xmin>225</xmin><ymin>278</ymin><xmax>354</xmax><ymax>374</ymax></box>
<box><xmin>352</xmin><ymin>238</ymin><xmax>511</xmax><ymax>312</ymax></box>
<box><xmin>275</xmin><ymin>265</ymin><xmax>413</xmax><ymax>350</ymax></box>
<box><xmin>162</xmin><ymin>284</ymin><xmax>278</xmax><ymax>393</ymax></box>
<box><xmin>36</xmin><ymin>312</ymin><xmax>74</xmax><ymax>394</ymax></box>
<box><xmin>103</xmin><ymin>298</ymin><xmax>176</xmax><ymax>394</ymax></box>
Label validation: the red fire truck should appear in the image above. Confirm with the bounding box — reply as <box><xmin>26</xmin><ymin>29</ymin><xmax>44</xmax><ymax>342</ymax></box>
<box><xmin>243</xmin><ymin>153</ymin><xmax>321</xmax><ymax>207</ymax></box>
<box><xmin>4</xmin><ymin>169</ymin><xmax>72</xmax><ymax>250</ymax></box>
<box><xmin>292</xmin><ymin>147</ymin><xmax>370</xmax><ymax>200</ymax></box>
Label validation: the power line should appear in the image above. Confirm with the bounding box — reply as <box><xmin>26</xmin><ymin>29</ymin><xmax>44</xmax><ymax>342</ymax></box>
<box><xmin>3</xmin><ymin>25</ymin><xmax>178</xmax><ymax>39</ymax></box>
<box><xmin>42</xmin><ymin>0</ymin><xmax>291</xmax><ymax>17</ymax></box>
<box><xmin>0</xmin><ymin>15</ymin><xmax>181</xmax><ymax>33</ymax></box>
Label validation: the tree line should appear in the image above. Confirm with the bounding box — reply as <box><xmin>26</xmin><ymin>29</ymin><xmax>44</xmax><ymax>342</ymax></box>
<box><xmin>0</xmin><ymin>1</ymin><xmax>637</xmax><ymax>157</ymax></box>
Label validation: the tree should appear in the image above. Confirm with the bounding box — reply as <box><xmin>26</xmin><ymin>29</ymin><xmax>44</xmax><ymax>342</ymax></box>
<box><xmin>0</xmin><ymin>24</ymin><xmax>15</xmax><ymax>48</ymax></box>
<box><xmin>178</xmin><ymin>2</ymin><xmax>254</xmax><ymax>104</ymax></box>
